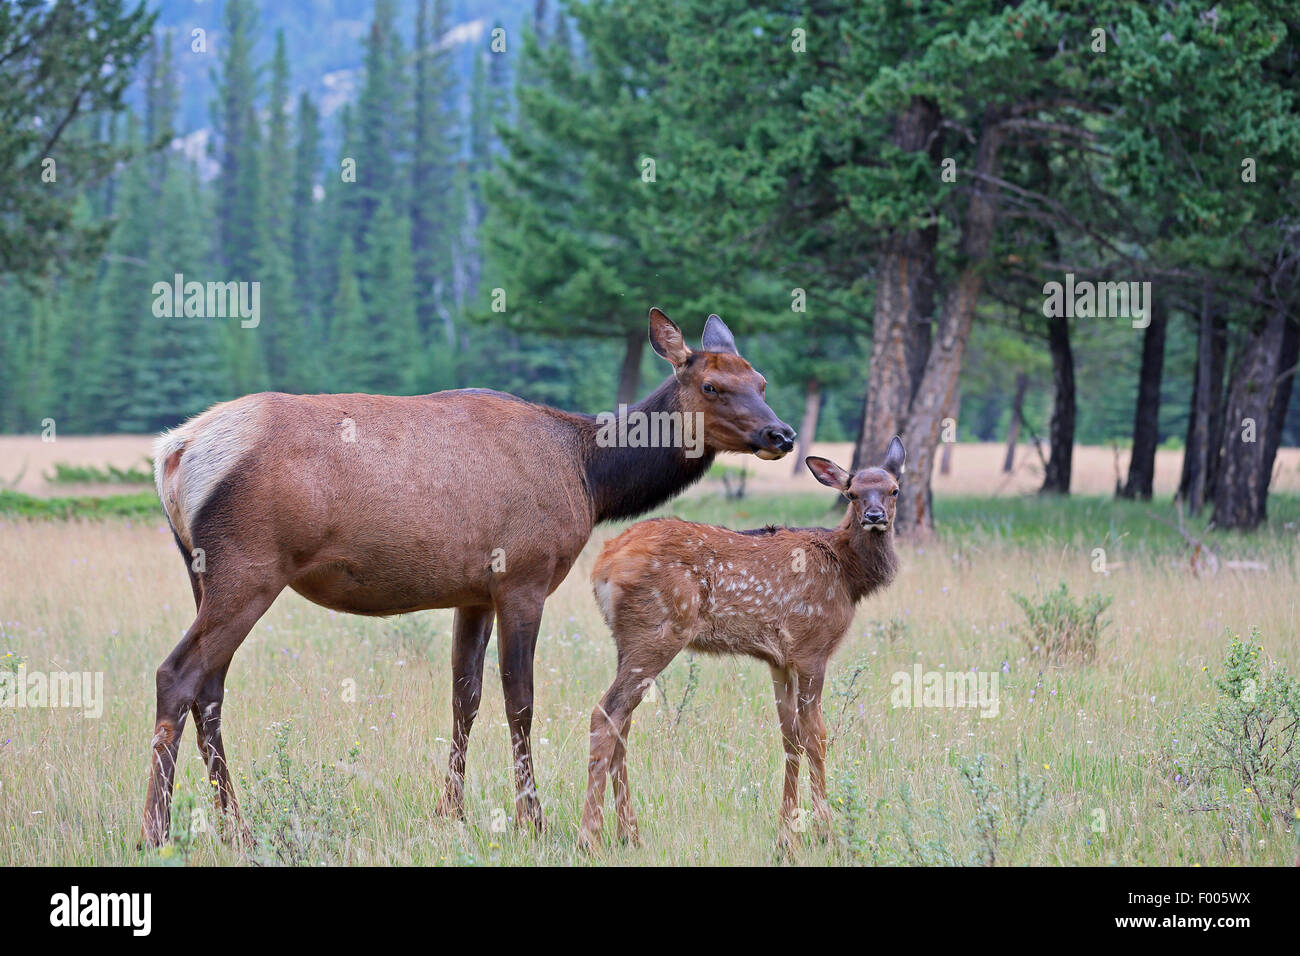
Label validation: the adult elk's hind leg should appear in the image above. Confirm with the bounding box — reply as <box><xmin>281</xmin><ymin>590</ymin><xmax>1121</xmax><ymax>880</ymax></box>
<box><xmin>191</xmin><ymin>662</ymin><xmax>251</xmax><ymax>846</ymax></box>
<box><xmin>435</xmin><ymin>605</ymin><xmax>494</xmax><ymax>820</ymax></box>
<box><xmin>495</xmin><ymin>590</ymin><xmax>547</xmax><ymax>830</ymax></box>
<box><xmin>141</xmin><ymin>572</ymin><xmax>281</xmax><ymax>848</ymax></box>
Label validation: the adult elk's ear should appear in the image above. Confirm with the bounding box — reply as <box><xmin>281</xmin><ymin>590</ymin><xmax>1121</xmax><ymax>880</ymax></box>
<box><xmin>649</xmin><ymin>307</ymin><xmax>692</xmax><ymax>367</ymax></box>
<box><xmin>882</xmin><ymin>435</ymin><xmax>907</xmax><ymax>479</ymax></box>
<box><xmin>700</xmin><ymin>313</ymin><xmax>738</xmax><ymax>355</ymax></box>
<box><xmin>806</xmin><ymin>456</ymin><xmax>852</xmax><ymax>492</ymax></box>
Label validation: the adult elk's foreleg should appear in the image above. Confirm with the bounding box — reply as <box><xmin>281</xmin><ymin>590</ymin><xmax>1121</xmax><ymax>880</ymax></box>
<box><xmin>435</xmin><ymin>604</ymin><xmax>494</xmax><ymax>820</ymax></box>
<box><xmin>495</xmin><ymin>591</ymin><xmax>547</xmax><ymax>831</ymax></box>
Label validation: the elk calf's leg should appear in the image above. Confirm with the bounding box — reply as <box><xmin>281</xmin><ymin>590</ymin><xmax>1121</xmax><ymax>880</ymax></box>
<box><xmin>771</xmin><ymin>665</ymin><xmax>804</xmax><ymax>846</ymax></box>
<box><xmin>580</xmin><ymin>634</ymin><xmax>683</xmax><ymax>849</ymax></box>
<box><xmin>496</xmin><ymin>595</ymin><xmax>546</xmax><ymax>830</ymax></box>
<box><xmin>610</xmin><ymin>714</ymin><xmax>640</xmax><ymax>845</ymax></box>
<box><xmin>797</xmin><ymin>669</ymin><xmax>832</xmax><ymax>834</ymax></box>
<box><xmin>436</xmin><ymin>605</ymin><xmax>494</xmax><ymax>819</ymax></box>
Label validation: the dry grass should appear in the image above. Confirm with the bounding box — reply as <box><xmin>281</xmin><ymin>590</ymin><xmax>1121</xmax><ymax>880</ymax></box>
<box><xmin>2</xmin><ymin>488</ymin><xmax>1297</xmax><ymax>866</ymax></box>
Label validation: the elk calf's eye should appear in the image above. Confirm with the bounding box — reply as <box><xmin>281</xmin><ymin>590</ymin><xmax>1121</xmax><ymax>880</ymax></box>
<box><xmin>891</xmin><ymin>488</ymin><xmax>899</xmax><ymax>497</ymax></box>
<box><xmin>702</xmin><ymin>383</ymin><xmax>717</xmax><ymax>395</ymax></box>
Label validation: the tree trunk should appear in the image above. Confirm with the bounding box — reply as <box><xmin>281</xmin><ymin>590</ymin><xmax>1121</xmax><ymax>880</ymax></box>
<box><xmin>1211</xmin><ymin>309</ymin><xmax>1296</xmax><ymax>529</ymax></box>
<box><xmin>616</xmin><ymin>329</ymin><xmax>644</xmax><ymax>407</ymax></box>
<box><xmin>851</xmin><ymin>97</ymin><xmax>940</xmax><ymax>472</ymax></box>
<box><xmin>896</xmin><ymin>112</ymin><xmax>1006</xmax><ymax>535</ymax></box>
<box><xmin>1178</xmin><ymin>287</ymin><xmax>1227</xmax><ymax>513</ymax></box>
<box><xmin>1118</xmin><ymin>297</ymin><xmax>1168</xmax><ymax>499</ymax></box>
<box><xmin>939</xmin><ymin>383</ymin><xmax>959</xmax><ymax>475</ymax></box>
<box><xmin>1003</xmin><ymin>372</ymin><xmax>1028</xmax><ymax>473</ymax></box>
<box><xmin>792</xmin><ymin>377</ymin><xmax>822</xmax><ymax>475</ymax></box>
<box><xmin>1040</xmin><ymin>312</ymin><xmax>1075</xmax><ymax>494</ymax></box>
<box><xmin>1259</xmin><ymin>317</ymin><xmax>1299</xmax><ymax>515</ymax></box>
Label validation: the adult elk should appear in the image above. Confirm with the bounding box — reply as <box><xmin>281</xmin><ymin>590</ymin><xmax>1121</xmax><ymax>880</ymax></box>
<box><xmin>142</xmin><ymin>308</ymin><xmax>794</xmax><ymax>846</ymax></box>
<box><xmin>580</xmin><ymin>438</ymin><xmax>905</xmax><ymax>849</ymax></box>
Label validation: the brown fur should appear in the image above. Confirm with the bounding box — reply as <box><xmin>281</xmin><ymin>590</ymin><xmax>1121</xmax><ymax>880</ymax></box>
<box><xmin>139</xmin><ymin>309</ymin><xmax>796</xmax><ymax>847</ymax></box>
<box><xmin>579</xmin><ymin>438</ymin><xmax>905</xmax><ymax>850</ymax></box>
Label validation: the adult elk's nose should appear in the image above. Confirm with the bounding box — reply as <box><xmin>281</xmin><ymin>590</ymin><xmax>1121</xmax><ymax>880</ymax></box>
<box><xmin>863</xmin><ymin>507</ymin><xmax>888</xmax><ymax>526</ymax></box>
<box><xmin>762</xmin><ymin>424</ymin><xmax>796</xmax><ymax>454</ymax></box>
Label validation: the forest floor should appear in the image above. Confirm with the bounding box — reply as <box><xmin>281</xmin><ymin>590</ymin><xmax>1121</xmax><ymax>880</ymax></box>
<box><xmin>1</xmin><ymin>438</ymin><xmax>1298</xmax><ymax>865</ymax></box>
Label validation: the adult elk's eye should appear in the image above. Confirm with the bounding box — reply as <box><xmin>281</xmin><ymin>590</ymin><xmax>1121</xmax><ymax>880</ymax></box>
<box><xmin>702</xmin><ymin>382</ymin><xmax>718</xmax><ymax>395</ymax></box>
<box><xmin>890</xmin><ymin>488</ymin><xmax>899</xmax><ymax>497</ymax></box>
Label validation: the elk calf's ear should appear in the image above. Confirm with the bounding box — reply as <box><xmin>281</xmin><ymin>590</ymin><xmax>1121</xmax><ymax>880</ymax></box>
<box><xmin>806</xmin><ymin>456</ymin><xmax>852</xmax><ymax>492</ymax></box>
<box><xmin>700</xmin><ymin>313</ymin><xmax>738</xmax><ymax>355</ymax></box>
<box><xmin>648</xmin><ymin>307</ymin><xmax>692</xmax><ymax>367</ymax></box>
<box><xmin>882</xmin><ymin>436</ymin><xmax>907</xmax><ymax>479</ymax></box>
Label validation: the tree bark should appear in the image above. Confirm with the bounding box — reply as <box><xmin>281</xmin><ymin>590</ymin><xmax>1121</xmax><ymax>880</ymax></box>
<box><xmin>1040</xmin><ymin>311</ymin><xmax>1075</xmax><ymax>494</ymax></box>
<box><xmin>616</xmin><ymin>329</ymin><xmax>644</xmax><ymax>407</ymax></box>
<box><xmin>851</xmin><ymin>97</ymin><xmax>940</xmax><ymax>472</ymax></box>
<box><xmin>896</xmin><ymin>112</ymin><xmax>1006</xmax><ymax>535</ymax></box>
<box><xmin>939</xmin><ymin>383</ymin><xmax>959</xmax><ymax>476</ymax></box>
<box><xmin>792</xmin><ymin>376</ymin><xmax>822</xmax><ymax>475</ymax></box>
<box><xmin>1003</xmin><ymin>372</ymin><xmax>1029</xmax><ymax>473</ymax></box>
<box><xmin>1118</xmin><ymin>297</ymin><xmax>1168</xmax><ymax>499</ymax></box>
<box><xmin>1178</xmin><ymin>287</ymin><xmax>1226</xmax><ymax>513</ymax></box>
<box><xmin>1211</xmin><ymin>309</ymin><xmax>1296</xmax><ymax>529</ymax></box>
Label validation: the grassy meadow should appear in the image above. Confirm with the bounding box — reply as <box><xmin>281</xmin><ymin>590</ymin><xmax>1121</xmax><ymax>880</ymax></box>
<box><xmin>1</xmin><ymin>439</ymin><xmax>1298</xmax><ymax>866</ymax></box>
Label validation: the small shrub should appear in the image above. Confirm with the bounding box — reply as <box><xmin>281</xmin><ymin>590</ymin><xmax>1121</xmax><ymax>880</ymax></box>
<box><xmin>1169</xmin><ymin>630</ymin><xmax>1300</xmax><ymax>825</ymax></box>
<box><xmin>1011</xmin><ymin>581</ymin><xmax>1111</xmax><ymax>664</ymax></box>
<box><xmin>958</xmin><ymin>752</ymin><xmax>1046</xmax><ymax>866</ymax></box>
<box><xmin>241</xmin><ymin>721</ymin><xmax>365</xmax><ymax>866</ymax></box>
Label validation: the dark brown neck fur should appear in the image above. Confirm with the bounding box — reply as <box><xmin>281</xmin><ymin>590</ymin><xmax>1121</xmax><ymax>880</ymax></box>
<box><xmin>577</xmin><ymin>376</ymin><xmax>716</xmax><ymax>523</ymax></box>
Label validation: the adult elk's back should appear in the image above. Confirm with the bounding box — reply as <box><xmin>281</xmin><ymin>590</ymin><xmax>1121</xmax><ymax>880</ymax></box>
<box><xmin>141</xmin><ymin>308</ymin><xmax>794</xmax><ymax>846</ymax></box>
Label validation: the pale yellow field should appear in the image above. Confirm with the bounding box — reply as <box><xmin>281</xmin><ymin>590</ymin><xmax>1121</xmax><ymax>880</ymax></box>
<box><xmin>1</xmin><ymin>497</ymin><xmax>1297</xmax><ymax>865</ymax></box>
<box><xmin>5</xmin><ymin>433</ymin><xmax>1299</xmax><ymax>500</ymax></box>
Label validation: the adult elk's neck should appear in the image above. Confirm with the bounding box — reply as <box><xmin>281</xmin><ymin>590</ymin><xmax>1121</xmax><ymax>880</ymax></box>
<box><xmin>581</xmin><ymin>376</ymin><xmax>716</xmax><ymax>523</ymax></box>
<box><xmin>832</xmin><ymin>515</ymin><xmax>899</xmax><ymax>603</ymax></box>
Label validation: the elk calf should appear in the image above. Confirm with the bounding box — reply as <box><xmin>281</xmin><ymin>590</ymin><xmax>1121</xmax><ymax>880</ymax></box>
<box><xmin>580</xmin><ymin>437</ymin><xmax>905</xmax><ymax>849</ymax></box>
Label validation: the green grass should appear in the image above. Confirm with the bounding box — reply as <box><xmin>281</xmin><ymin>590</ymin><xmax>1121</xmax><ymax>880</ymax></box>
<box><xmin>0</xmin><ymin>488</ymin><xmax>162</xmax><ymax>520</ymax></box>
<box><xmin>44</xmin><ymin>460</ymin><xmax>154</xmax><ymax>485</ymax></box>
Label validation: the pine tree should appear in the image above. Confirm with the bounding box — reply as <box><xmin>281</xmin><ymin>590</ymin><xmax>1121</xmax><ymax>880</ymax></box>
<box><xmin>361</xmin><ymin>200</ymin><xmax>420</xmax><ymax>393</ymax></box>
